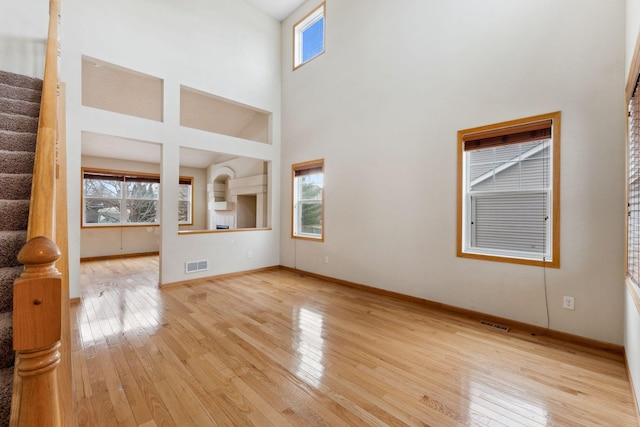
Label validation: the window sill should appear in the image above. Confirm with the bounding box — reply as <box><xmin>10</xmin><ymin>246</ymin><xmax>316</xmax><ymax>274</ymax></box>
<box><xmin>82</xmin><ymin>224</ymin><xmax>160</xmax><ymax>229</ymax></box>
<box><xmin>178</xmin><ymin>228</ymin><xmax>272</xmax><ymax>236</ymax></box>
<box><xmin>457</xmin><ymin>251</ymin><xmax>559</xmax><ymax>268</ymax></box>
<box><xmin>292</xmin><ymin>235</ymin><xmax>324</xmax><ymax>242</ymax></box>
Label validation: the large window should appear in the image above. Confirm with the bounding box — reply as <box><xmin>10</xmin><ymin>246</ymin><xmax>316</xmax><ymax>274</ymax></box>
<box><xmin>82</xmin><ymin>169</ymin><xmax>193</xmax><ymax>226</ymax></box>
<box><xmin>292</xmin><ymin>160</ymin><xmax>324</xmax><ymax>240</ymax></box>
<box><xmin>457</xmin><ymin>112</ymin><xmax>561</xmax><ymax>267</ymax></box>
<box><xmin>293</xmin><ymin>3</ymin><xmax>325</xmax><ymax>69</ymax></box>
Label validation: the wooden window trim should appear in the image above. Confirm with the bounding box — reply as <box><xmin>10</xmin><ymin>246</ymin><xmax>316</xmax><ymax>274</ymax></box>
<box><xmin>291</xmin><ymin>159</ymin><xmax>325</xmax><ymax>241</ymax></box>
<box><xmin>457</xmin><ymin>112</ymin><xmax>561</xmax><ymax>268</ymax></box>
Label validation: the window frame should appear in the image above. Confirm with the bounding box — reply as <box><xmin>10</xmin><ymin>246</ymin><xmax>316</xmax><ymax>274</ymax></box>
<box><xmin>293</xmin><ymin>2</ymin><xmax>325</xmax><ymax>70</ymax></box>
<box><xmin>178</xmin><ymin>176</ymin><xmax>194</xmax><ymax>226</ymax></box>
<box><xmin>81</xmin><ymin>168</ymin><xmax>194</xmax><ymax>228</ymax></box>
<box><xmin>457</xmin><ymin>112</ymin><xmax>561</xmax><ymax>268</ymax></box>
<box><xmin>292</xmin><ymin>159</ymin><xmax>324</xmax><ymax>241</ymax></box>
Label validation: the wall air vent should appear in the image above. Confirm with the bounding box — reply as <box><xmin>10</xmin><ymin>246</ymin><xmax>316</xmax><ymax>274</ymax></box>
<box><xmin>480</xmin><ymin>320</ymin><xmax>510</xmax><ymax>332</ymax></box>
<box><xmin>185</xmin><ymin>260</ymin><xmax>209</xmax><ymax>274</ymax></box>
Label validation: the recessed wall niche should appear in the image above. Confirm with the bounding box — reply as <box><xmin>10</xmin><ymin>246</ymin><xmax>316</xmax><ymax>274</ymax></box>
<box><xmin>180</xmin><ymin>86</ymin><xmax>270</xmax><ymax>144</ymax></box>
<box><xmin>82</xmin><ymin>56</ymin><xmax>164</xmax><ymax>121</ymax></box>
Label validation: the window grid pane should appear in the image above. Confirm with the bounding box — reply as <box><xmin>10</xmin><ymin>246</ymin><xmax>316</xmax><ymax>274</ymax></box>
<box><xmin>84</xmin><ymin>198</ymin><xmax>122</xmax><ymax>224</ymax></box>
<box><xmin>126</xmin><ymin>200</ymin><xmax>158</xmax><ymax>224</ymax></box>
<box><xmin>302</xmin><ymin>17</ymin><xmax>324</xmax><ymax>62</ymax></box>
<box><xmin>84</xmin><ymin>178</ymin><xmax>122</xmax><ymax>198</ymax></box>
<box><xmin>178</xmin><ymin>183</ymin><xmax>192</xmax><ymax>224</ymax></box>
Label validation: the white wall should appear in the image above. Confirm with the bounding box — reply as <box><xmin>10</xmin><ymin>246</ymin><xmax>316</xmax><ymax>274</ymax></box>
<box><xmin>625</xmin><ymin>0</ymin><xmax>640</xmax><ymax>413</ymax></box>
<box><xmin>627</xmin><ymin>0</ymin><xmax>640</xmax><ymax>76</ymax></box>
<box><xmin>62</xmin><ymin>0</ymin><xmax>282</xmax><ymax>293</ymax></box>
<box><xmin>281</xmin><ymin>0</ymin><xmax>626</xmax><ymax>344</ymax></box>
<box><xmin>0</xmin><ymin>0</ymin><xmax>47</xmax><ymax>77</ymax></box>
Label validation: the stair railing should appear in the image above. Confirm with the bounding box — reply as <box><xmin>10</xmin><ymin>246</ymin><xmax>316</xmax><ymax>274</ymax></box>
<box><xmin>10</xmin><ymin>0</ymin><xmax>71</xmax><ymax>425</ymax></box>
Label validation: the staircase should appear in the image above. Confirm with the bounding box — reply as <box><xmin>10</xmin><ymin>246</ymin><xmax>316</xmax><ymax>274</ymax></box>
<box><xmin>0</xmin><ymin>70</ymin><xmax>41</xmax><ymax>426</ymax></box>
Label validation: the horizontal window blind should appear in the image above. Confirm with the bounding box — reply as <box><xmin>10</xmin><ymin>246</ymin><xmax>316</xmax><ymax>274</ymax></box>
<box><xmin>471</xmin><ymin>192</ymin><xmax>548</xmax><ymax>254</ymax></box>
<box><xmin>463</xmin><ymin>120</ymin><xmax>552</xmax><ymax>151</ymax></box>
<box><xmin>629</xmin><ymin>84</ymin><xmax>640</xmax><ymax>283</ymax></box>
<box><xmin>83</xmin><ymin>171</ymin><xmax>160</xmax><ymax>183</ymax></box>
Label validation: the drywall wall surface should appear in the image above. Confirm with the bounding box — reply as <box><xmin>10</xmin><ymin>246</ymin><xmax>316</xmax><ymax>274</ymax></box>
<box><xmin>0</xmin><ymin>0</ymin><xmax>48</xmax><ymax>77</ymax></box>
<box><xmin>627</xmin><ymin>0</ymin><xmax>640</xmax><ymax>76</ymax></box>
<box><xmin>62</xmin><ymin>0</ymin><xmax>282</xmax><ymax>294</ymax></box>
<box><xmin>625</xmin><ymin>286</ymin><xmax>640</xmax><ymax>415</ymax></box>
<box><xmin>281</xmin><ymin>0</ymin><xmax>626</xmax><ymax>343</ymax></box>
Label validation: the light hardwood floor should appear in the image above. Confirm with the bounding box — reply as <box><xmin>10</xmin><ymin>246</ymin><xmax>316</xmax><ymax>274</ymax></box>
<box><xmin>73</xmin><ymin>256</ymin><xmax>638</xmax><ymax>426</ymax></box>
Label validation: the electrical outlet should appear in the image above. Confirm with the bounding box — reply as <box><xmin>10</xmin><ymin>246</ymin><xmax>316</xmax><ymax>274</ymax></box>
<box><xmin>247</xmin><ymin>251</ymin><xmax>253</xmax><ymax>259</ymax></box>
<box><xmin>324</xmin><ymin>256</ymin><xmax>329</xmax><ymax>264</ymax></box>
<box><xmin>562</xmin><ymin>296</ymin><xmax>575</xmax><ymax>310</ymax></box>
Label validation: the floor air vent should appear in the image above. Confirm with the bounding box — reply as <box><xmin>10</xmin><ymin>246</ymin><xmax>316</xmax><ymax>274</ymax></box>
<box><xmin>185</xmin><ymin>260</ymin><xmax>209</xmax><ymax>274</ymax></box>
<box><xmin>480</xmin><ymin>320</ymin><xmax>510</xmax><ymax>332</ymax></box>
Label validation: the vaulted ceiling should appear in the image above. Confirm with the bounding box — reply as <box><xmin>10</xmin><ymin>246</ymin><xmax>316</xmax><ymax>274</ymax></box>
<box><xmin>244</xmin><ymin>0</ymin><xmax>306</xmax><ymax>21</ymax></box>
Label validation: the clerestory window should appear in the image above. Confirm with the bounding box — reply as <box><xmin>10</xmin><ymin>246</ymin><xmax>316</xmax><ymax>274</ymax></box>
<box><xmin>293</xmin><ymin>3</ymin><xmax>325</xmax><ymax>69</ymax></box>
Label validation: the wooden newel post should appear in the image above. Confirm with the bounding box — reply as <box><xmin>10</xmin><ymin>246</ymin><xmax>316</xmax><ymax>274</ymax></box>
<box><xmin>13</xmin><ymin>236</ymin><xmax>62</xmax><ymax>427</ymax></box>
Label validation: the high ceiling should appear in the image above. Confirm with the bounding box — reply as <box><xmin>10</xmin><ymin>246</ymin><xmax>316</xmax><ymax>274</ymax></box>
<box><xmin>244</xmin><ymin>0</ymin><xmax>306</xmax><ymax>21</ymax></box>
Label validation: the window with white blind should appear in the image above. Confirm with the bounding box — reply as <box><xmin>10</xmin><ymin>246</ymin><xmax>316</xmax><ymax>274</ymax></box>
<box><xmin>457</xmin><ymin>112</ymin><xmax>561</xmax><ymax>267</ymax></box>
<box><xmin>628</xmin><ymin>83</ymin><xmax>640</xmax><ymax>284</ymax></box>
<box><xmin>292</xmin><ymin>159</ymin><xmax>324</xmax><ymax>240</ymax></box>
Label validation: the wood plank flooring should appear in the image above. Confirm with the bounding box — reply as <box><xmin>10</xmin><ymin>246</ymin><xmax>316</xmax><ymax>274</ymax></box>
<box><xmin>73</xmin><ymin>256</ymin><xmax>639</xmax><ymax>426</ymax></box>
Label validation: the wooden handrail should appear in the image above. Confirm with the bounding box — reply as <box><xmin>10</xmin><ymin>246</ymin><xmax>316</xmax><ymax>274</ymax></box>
<box><xmin>26</xmin><ymin>0</ymin><xmax>59</xmax><ymax>241</ymax></box>
<box><xmin>10</xmin><ymin>0</ymin><xmax>70</xmax><ymax>426</ymax></box>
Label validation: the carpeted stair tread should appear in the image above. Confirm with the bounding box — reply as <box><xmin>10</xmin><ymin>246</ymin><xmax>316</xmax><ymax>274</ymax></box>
<box><xmin>0</xmin><ymin>84</ymin><xmax>41</xmax><ymax>104</ymax></box>
<box><xmin>0</xmin><ymin>70</ymin><xmax>39</xmax><ymax>425</ymax></box>
<box><xmin>0</xmin><ymin>201</ymin><xmax>29</xmax><ymax>231</ymax></box>
<box><xmin>0</xmin><ymin>70</ymin><xmax>42</xmax><ymax>92</ymax></box>
<box><xmin>0</xmin><ymin>267</ymin><xmax>21</xmax><ymax>314</ymax></box>
<box><xmin>0</xmin><ymin>313</ymin><xmax>13</xmax><ymax>371</ymax></box>
<box><xmin>0</xmin><ymin>97</ymin><xmax>40</xmax><ymax>118</ymax></box>
<box><xmin>0</xmin><ymin>113</ymin><xmax>38</xmax><ymax>134</ymax></box>
<box><xmin>0</xmin><ymin>231</ymin><xmax>26</xmax><ymax>268</ymax></box>
<box><xmin>0</xmin><ymin>366</ymin><xmax>11</xmax><ymax>427</ymax></box>
<box><xmin>0</xmin><ymin>130</ymin><xmax>36</xmax><ymax>153</ymax></box>
<box><xmin>0</xmin><ymin>174</ymin><xmax>32</xmax><ymax>200</ymax></box>
<box><xmin>0</xmin><ymin>151</ymin><xmax>35</xmax><ymax>175</ymax></box>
